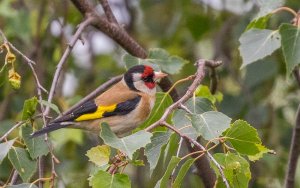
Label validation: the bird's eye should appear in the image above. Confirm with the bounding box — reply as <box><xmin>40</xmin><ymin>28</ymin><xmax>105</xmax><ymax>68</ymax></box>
<box><xmin>142</xmin><ymin>76</ymin><xmax>153</xmax><ymax>82</ymax></box>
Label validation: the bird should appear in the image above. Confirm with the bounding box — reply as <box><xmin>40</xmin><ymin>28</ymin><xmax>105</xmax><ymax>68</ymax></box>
<box><xmin>30</xmin><ymin>65</ymin><xmax>168</xmax><ymax>138</ymax></box>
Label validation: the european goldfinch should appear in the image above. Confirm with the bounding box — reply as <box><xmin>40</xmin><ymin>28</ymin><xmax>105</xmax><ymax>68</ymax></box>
<box><xmin>31</xmin><ymin>65</ymin><xmax>167</xmax><ymax>137</ymax></box>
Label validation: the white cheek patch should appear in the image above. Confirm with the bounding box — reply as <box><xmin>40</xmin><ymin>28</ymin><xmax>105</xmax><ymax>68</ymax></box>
<box><xmin>134</xmin><ymin>81</ymin><xmax>156</xmax><ymax>95</ymax></box>
<box><xmin>132</xmin><ymin>73</ymin><xmax>142</xmax><ymax>82</ymax></box>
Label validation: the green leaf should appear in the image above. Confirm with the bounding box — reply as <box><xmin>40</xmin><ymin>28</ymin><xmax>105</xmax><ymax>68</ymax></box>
<box><xmin>7</xmin><ymin>183</ymin><xmax>38</xmax><ymax>188</ymax></box>
<box><xmin>0</xmin><ymin>139</ymin><xmax>15</xmax><ymax>164</ymax></box>
<box><xmin>173</xmin><ymin>158</ymin><xmax>195</xmax><ymax>188</ymax></box>
<box><xmin>8</xmin><ymin>147</ymin><xmax>37</xmax><ymax>182</ymax></box>
<box><xmin>100</xmin><ymin>123</ymin><xmax>152</xmax><ymax>159</ymax></box>
<box><xmin>239</xmin><ymin>29</ymin><xmax>281</xmax><ymax>68</ymax></box>
<box><xmin>39</xmin><ymin>100</ymin><xmax>61</xmax><ymax>114</ymax></box>
<box><xmin>191</xmin><ymin>111</ymin><xmax>231</xmax><ymax>142</ymax></box>
<box><xmin>248</xmin><ymin>144</ymin><xmax>274</xmax><ymax>161</ymax></box>
<box><xmin>279</xmin><ymin>24</ymin><xmax>300</xmax><ymax>75</ymax></box>
<box><xmin>140</xmin><ymin>92</ymin><xmax>173</xmax><ymax>129</ymax></box>
<box><xmin>145</xmin><ymin>131</ymin><xmax>172</xmax><ymax>171</ymax></box>
<box><xmin>123</xmin><ymin>48</ymin><xmax>187</xmax><ymax>74</ymax></box>
<box><xmin>255</xmin><ymin>0</ymin><xmax>284</xmax><ymax>18</ymax></box>
<box><xmin>0</xmin><ymin>64</ymin><xmax>8</xmax><ymax>87</ymax></box>
<box><xmin>157</xmin><ymin>156</ymin><xmax>181</xmax><ymax>188</ymax></box>
<box><xmin>148</xmin><ymin>48</ymin><xmax>187</xmax><ymax>74</ymax></box>
<box><xmin>21</xmin><ymin>124</ymin><xmax>49</xmax><ymax>159</ymax></box>
<box><xmin>224</xmin><ymin>120</ymin><xmax>268</xmax><ymax>157</ymax></box>
<box><xmin>172</xmin><ymin>97</ymin><xmax>215</xmax><ymax>140</ymax></box>
<box><xmin>212</xmin><ymin>153</ymin><xmax>251</xmax><ymax>188</ymax></box>
<box><xmin>123</xmin><ymin>53</ymin><xmax>140</xmax><ymax>69</ymax></box>
<box><xmin>89</xmin><ymin>170</ymin><xmax>131</xmax><ymax>188</ymax></box>
<box><xmin>195</xmin><ymin>85</ymin><xmax>217</xmax><ymax>104</ymax></box>
<box><xmin>22</xmin><ymin>97</ymin><xmax>38</xmax><ymax>120</ymax></box>
<box><xmin>122</xmin><ymin>53</ymin><xmax>160</xmax><ymax>71</ymax></box>
<box><xmin>246</xmin><ymin>14</ymin><xmax>272</xmax><ymax>30</ymax></box>
<box><xmin>50</xmin><ymin>128</ymin><xmax>83</xmax><ymax>147</ymax></box>
<box><xmin>86</xmin><ymin>145</ymin><xmax>110</xmax><ymax>167</ymax></box>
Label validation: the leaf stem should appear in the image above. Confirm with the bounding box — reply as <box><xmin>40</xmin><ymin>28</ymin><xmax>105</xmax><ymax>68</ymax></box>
<box><xmin>272</xmin><ymin>7</ymin><xmax>298</xmax><ymax>17</ymax></box>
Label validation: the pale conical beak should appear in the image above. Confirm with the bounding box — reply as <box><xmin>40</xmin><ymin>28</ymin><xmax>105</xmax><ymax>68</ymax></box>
<box><xmin>154</xmin><ymin>71</ymin><xmax>168</xmax><ymax>81</ymax></box>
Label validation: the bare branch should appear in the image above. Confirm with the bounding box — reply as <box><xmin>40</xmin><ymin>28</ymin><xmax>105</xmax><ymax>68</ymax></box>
<box><xmin>9</xmin><ymin>170</ymin><xmax>18</xmax><ymax>185</ymax></box>
<box><xmin>70</xmin><ymin>0</ymin><xmax>147</xmax><ymax>58</ymax></box>
<box><xmin>98</xmin><ymin>0</ymin><xmax>118</xmax><ymax>24</ymax></box>
<box><xmin>45</xmin><ymin>15</ymin><xmax>96</xmax><ymax>115</ymax></box>
<box><xmin>285</xmin><ymin>103</ymin><xmax>300</xmax><ymax>188</ymax></box>
<box><xmin>144</xmin><ymin>60</ymin><xmax>228</xmax><ymax>187</ymax></box>
<box><xmin>0</xmin><ymin>121</ymin><xmax>24</xmax><ymax>142</ymax></box>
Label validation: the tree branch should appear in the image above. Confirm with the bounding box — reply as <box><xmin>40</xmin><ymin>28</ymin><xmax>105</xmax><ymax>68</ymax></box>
<box><xmin>145</xmin><ymin>60</ymin><xmax>228</xmax><ymax>187</ymax></box>
<box><xmin>70</xmin><ymin>0</ymin><xmax>147</xmax><ymax>58</ymax></box>
<box><xmin>98</xmin><ymin>0</ymin><xmax>118</xmax><ymax>24</ymax></box>
<box><xmin>285</xmin><ymin>101</ymin><xmax>300</xmax><ymax>188</ymax></box>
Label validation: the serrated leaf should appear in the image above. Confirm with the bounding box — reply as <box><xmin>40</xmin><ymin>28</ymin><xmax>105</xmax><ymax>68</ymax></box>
<box><xmin>122</xmin><ymin>53</ymin><xmax>160</xmax><ymax>71</ymax></box>
<box><xmin>191</xmin><ymin>111</ymin><xmax>231</xmax><ymax>142</ymax></box>
<box><xmin>39</xmin><ymin>100</ymin><xmax>61</xmax><ymax>114</ymax></box>
<box><xmin>8</xmin><ymin>147</ymin><xmax>37</xmax><ymax>182</ymax></box>
<box><xmin>172</xmin><ymin>97</ymin><xmax>215</xmax><ymax>140</ymax></box>
<box><xmin>140</xmin><ymin>92</ymin><xmax>173</xmax><ymax>130</ymax></box>
<box><xmin>224</xmin><ymin>120</ymin><xmax>265</xmax><ymax>156</ymax></box>
<box><xmin>21</xmin><ymin>124</ymin><xmax>49</xmax><ymax>159</ymax></box>
<box><xmin>145</xmin><ymin>131</ymin><xmax>172</xmax><ymax>171</ymax></box>
<box><xmin>89</xmin><ymin>170</ymin><xmax>131</xmax><ymax>188</ymax></box>
<box><xmin>239</xmin><ymin>29</ymin><xmax>281</xmax><ymax>68</ymax></box>
<box><xmin>22</xmin><ymin>97</ymin><xmax>38</xmax><ymax>120</ymax></box>
<box><xmin>157</xmin><ymin>156</ymin><xmax>181</xmax><ymax>188</ymax></box>
<box><xmin>100</xmin><ymin>123</ymin><xmax>152</xmax><ymax>159</ymax></box>
<box><xmin>7</xmin><ymin>183</ymin><xmax>38</xmax><ymax>188</ymax></box>
<box><xmin>173</xmin><ymin>158</ymin><xmax>195</xmax><ymax>188</ymax></box>
<box><xmin>0</xmin><ymin>139</ymin><xmax>15</xmax><ymax>164</ymax></box>
<box><xmin>279</xmin><ymin>24</ymin><xmax>300</xmax><ymax>75</ymax></box>
<box><xmin>86</xmin><ymin>145</ymin><xmax>110</xmax><ymax>167</ymax></box>
<box><xmin>148</xmin><ymin>48</ymin><xmax>187</xmax><ymax>74</ymax></box>
<box><xmin>212</xmin><ymin>153</ymin><xmax>251</xmax><ymax>188</ymax></box>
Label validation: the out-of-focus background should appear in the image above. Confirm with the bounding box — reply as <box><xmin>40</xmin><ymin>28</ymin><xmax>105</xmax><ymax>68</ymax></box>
<box><xmin>0</xmin><ymin>0</ymin><xmax>300</xmax><ymax>187</ymax></box>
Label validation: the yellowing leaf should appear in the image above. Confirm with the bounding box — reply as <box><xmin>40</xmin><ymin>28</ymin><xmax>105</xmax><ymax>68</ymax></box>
<box><xmin>86</xmin><ymin>145</ymin><xmax>110</xmax><ymax>167</ymax></box>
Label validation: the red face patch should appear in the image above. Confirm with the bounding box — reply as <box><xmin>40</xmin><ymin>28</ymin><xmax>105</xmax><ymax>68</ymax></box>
<box><xmin>145</xmin><ymin>82</ymin><xmax>155</xmax><ymax>89</ymax></box>
<box><xmin>142</xmin><ymin>66</ymin><xmax>155</xmax><ymax>89</ymax></box>
<box><xmin>142</xmin><ymin>66</ymin><xmax>154</xmax><ymax>77</ymax></box>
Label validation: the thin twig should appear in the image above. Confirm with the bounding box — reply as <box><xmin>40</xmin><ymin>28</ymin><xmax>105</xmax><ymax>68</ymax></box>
<box><xmin>145</xmin><ymin>60</ymin><xmax>218</xmax><ymax>131</ymax></box>
<box><xmin>285</xmin><ymin>103</ymin><xmax>300</xmax><ymax>188</ymax></box>
<box><xmin>0</xmin><ymin>29</ymin><xmax>47</xmax><ymax>93</ymax></box>
<box><xmin>144</xmin><ymin>60</ymin><xmax>228</xmax><ymax>187</ymax></box>
<box><xmin>0</xmin><ymin>29</ymin><xmax>35</xmax><ymax>65</ymax></box>
<box><xmin>0</xmin><ymin>121</ymin><xmax>24</xmax><ymax>142</ymax></box>
<box><xmin>9</xmin><ymin>170</ymin><xmax>19</xmax><ymax>185</ymax></box>
<box><xmin>44</xmin><ymin>15</ymin><xmax>96</xmax><ymax>115</ymax></box>
<box><xmin>71</xmin><ymin>0</ymin><xmax>147</xmax><ymax>58</ymax></box>
<box><xmin>272</xmin><ymin>7</ymin><xmax>298</xmax><ymax>17</ymax></box>
<box><xmin>162</xmin><ymin>121</ymin><xmax>230</xmax><ymax>188</ymax></box>
<box><xmin>98</xmin><ymin>0</ymin><xmax>118</xmax><ymax>24</ymax></box>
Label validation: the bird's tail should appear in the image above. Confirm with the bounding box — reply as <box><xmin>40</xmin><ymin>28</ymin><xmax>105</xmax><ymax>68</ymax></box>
<box><xmin>30</xmin><ymin>122</ymin><xmax>72</xmax><ymax>138</ymax></box>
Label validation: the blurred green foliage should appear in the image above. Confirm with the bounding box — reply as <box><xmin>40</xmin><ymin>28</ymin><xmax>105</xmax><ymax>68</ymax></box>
<box><xmin>0</xmin><ymin>0</ymin><xmax>300</xmax><ymax>187</ymax></box>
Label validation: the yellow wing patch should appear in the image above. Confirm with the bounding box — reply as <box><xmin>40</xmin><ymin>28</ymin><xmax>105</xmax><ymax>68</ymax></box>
<box><xmin>75</xmin><ymin>104</ymin><xmax>117</xmax><ymax>121</ymax></box>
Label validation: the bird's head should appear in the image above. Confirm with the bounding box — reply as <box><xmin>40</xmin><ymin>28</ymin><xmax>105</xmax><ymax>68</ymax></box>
<box><xmin>124</xmin><ymin>65</ymin><xmax>168</xmax><ymax>94</ymax></box>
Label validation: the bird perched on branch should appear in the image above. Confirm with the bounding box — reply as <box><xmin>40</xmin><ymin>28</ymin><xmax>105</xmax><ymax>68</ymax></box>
<box><xmin>31</xmin><ymin>65</ymin><xmax>167</xmax><ymax>138</ymax></box>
